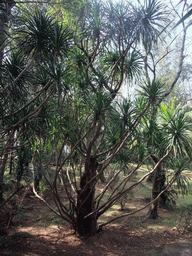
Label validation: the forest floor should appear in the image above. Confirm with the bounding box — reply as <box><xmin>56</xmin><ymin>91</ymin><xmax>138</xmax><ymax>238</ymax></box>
<box><xmin>1</xmin><ymin>188</ymin><xmax>192</xmax><ymax>256</ymax></box>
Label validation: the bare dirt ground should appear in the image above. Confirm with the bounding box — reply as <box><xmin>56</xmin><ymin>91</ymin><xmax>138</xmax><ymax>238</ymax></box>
<box><xmin>1</xmin><ymin>193</ymin><xmax>192</xmax><ymax>256</ymax></box>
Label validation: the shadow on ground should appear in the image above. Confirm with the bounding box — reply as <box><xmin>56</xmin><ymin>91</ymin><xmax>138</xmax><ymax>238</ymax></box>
<box><xmin>1</xmin><ymin>224</ymin><xmax>192</xmax><ymax>256</ymax></box>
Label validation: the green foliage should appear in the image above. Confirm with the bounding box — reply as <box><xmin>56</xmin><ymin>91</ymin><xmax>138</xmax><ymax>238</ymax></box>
<box><xmin>135</xmin><ymin>0</ymin><xmax>169</xmax><ymax>50</ymax></box>
<box><xmin>168</xmin><ymin>155</ymin><xmax>192</xmax><ymax>195</ymax></box>
<box><xmin>165</xmin><ymin>110</ymin><xmax>192</xmax><ymax>156</ymax></box>
<box><xmin>118</xmin><ymin>98</ymin><xmax>136</xmax><ymax>129</ymax></box>
<box><xmin>94</xmin><ymin>89</ymin><xmax>111</xmax><ymax>120</ymax></box>
<box><xmin>16</xmin><ymin>146</ymin><xmax>32</xmax><ymax>183</ymax></box>
<box><xmin>15</xmin><ymin>9</ymin><xmax>72</xmax><ymax>59</ymax></box>
<box><xmin>125</xmin><ymin>50</ymin><xmax>143</xmax><ymax>80</ymax></box>
<box><xmin>17</xmin><ymin>10</ymin><xmax>54</xmax><ymax>54</ymax></box>
<box><xmin>1</xmin><ymin>51</ymin><xmax>29</xmax><ymax>118</ymax></box>
<box><xmin>158</xmin><ymin>97</ymin><xmax>177</xmax><ymax>122</ymax></box>
<box><xmin>50</xmin><ymin>22</ymin><xmax>72</xmax><ymax>58</ymax></box>
<box><xmin>138</xmin><ymin>80</ymin><xmax>165</xmax><ymax>104</ymax></box>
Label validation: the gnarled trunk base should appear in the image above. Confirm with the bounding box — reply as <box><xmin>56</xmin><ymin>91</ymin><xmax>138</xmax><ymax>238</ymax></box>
<box><xmin>77</xmin><ymin>187</ymin><xmax>98</xmax><ymax>236</ymax></box>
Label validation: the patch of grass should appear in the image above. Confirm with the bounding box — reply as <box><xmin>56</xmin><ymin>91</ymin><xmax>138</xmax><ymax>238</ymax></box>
<box><xmin>133</xmin><ymin>183</ymin><xmax>151</xmax><ymax>199</ymax></box>
<box><xmin>162</xmin><ymin>213</ymin><xmax>178</xmax><ymax>227</ymax></box>
<box><xmin>177</xmin><ymin>194</ymin><xmax>192</xmax><ymax>208</ymax></box>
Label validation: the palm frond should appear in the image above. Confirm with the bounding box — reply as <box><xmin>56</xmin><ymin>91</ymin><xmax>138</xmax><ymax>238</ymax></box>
<box><xmin>118</xmin><ymin>98</ymin><xmax>135</xmax><ymax>129</ymax></box>
<box><xmin>2</xmin><ymin>51</ymin><xmax>29</xmax><ymax>102</ymax></box>
<box><xmin>164</xmin><ymin>110</ymin><xmax>192</xmax><ymax>157</ymax></box>
<box><xmin>168</xmin><ymin>155</ymin><xmax>192</xmax><ymax>195</ymax></box>
<box><xmin>94</xmin><ymin>89</ymin><xmax>111</xmax><ymax>120</ymax></box>
<box><xmin>50</xmin><ymin>22</ymin><xmax>72</xmax><ymax>58</ymax></box>
<box><xmin>138</xmin><ymin>80</ymin><xmax>165</xmax><ymax>104</ymax></box>
<box><xmin>135</xmin><ymin>0</ymin><xmax>169</xmax><ymax>50</ymax></box>
<box><xmin>124</xmin><ymin>49</ymin><xmax>143</xmax><ymax>80</ymax></box>
<box><xmin>174</xmin><ymin>8</ymin><xmax>192</xmax><ymax>28</ymax></box>
<box><xmin>17</xmin><ymin>10</ymin><xmax>53</xmax><ymax>55</ymax></box>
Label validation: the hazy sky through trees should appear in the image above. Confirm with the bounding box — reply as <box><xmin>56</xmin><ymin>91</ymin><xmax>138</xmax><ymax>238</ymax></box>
<box><xmin>105</xmin><ymin>0</ymin><xmax>192</xmax><ymax>98</ymax></box>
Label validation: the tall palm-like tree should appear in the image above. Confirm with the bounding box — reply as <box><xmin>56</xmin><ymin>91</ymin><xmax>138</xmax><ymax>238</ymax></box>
<box><xmin>0</xmin><ymin>8</ymin><xmax>72</xmax><ymax>203</ymax></box>
<box><xmin>137</xmin><ymin>0</ymin><xmax>189</xmax><ymax>218</ymax></box>
<box><xmin>1</xmin><ymin>0</ymin><xmax>180</xmax><ymax>237</ymax></box>
<box><xmin>46</xmin><ymin>0</ymin><xmax>171</xmax><ymax>236</ymax></box>
<box><xmin>142</xmin><ymin>100</ymin><xmax>192</xmax><ymax>219</ymax></box>
<box><xmin>135</xmin><ymin>0</ymin><xmax>169</xmax><ymax>50</ymax></box>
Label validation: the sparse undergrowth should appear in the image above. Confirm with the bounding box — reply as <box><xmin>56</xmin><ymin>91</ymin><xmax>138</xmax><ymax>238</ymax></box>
<box><xmin>1</xmin><ymin>186</ymin><xmax>192</xmax><ymax>255</ymax></box>
<box><xmin>1</xmin><ymin>166</ymin><xmax>192</xmax><ymax>255</ymax></box>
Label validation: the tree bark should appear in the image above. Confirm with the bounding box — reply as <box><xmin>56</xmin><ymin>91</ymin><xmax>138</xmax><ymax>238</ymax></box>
<box><xmin>76</xmin><ymin>156</ymin><xmax>98</xmax><ymax>236</ymax></box>
<box><xmin>9</xmin><ymin>153</ymin><xmax>14</xmax><ymax>175</ymax></box>
<box><xmin>0</xmin><ymin>151</ymin><xmax>9</xmax><ymax>202</ymax></box>
<box><xmin>148</xmin><ymin>155</ymin><xmax>161</xmax><ymax>219</ymax></box>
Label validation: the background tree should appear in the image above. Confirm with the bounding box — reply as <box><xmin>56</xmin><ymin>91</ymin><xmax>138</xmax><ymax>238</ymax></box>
<box><xmin>136</xmin><ymin>0</ymin><xmax>190</xmax><ymax>218</ymax></box>
<box><xmin>0</xmin><ymin>5</ymin><xmax>72</xmax><ymax>203</ymax></box>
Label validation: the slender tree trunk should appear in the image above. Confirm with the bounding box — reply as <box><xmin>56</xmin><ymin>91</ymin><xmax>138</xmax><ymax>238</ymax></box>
<box><xmin>34</xmin><ymin>166</ymin><xmax>42</xmax><ymax>192</ymax></box>
<box><xmin>0</xmin><ymin>153</ymin><xmax>9</xmax><ymax>202</ymax></box>
<box><xmin>9</xmin><ymin>153</ymin><xmax>14</xmax><ymax>175</ymax></box>
<box><xmin>148</xmin><ymin>155</ymin><xmax>161</xmax><ymax>219</ymax></box>
<box><xmin>34</xmin><ymin>134</ymin><xmax>42</xmax><ymax>192</ymax></box>
<box><xmin>0</xmin><ymin>132</ymin><xmax>14</xmax><ymax>202</ymax></box>
<box><xmin>76</xmin><ymin>156</ymin><xmax>98</xmax><ymax>236</ymax></box>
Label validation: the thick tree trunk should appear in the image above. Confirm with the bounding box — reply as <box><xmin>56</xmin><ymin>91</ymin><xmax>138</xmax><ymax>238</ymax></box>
<box><xmin>76</xmin><ymin>156</ymin><xmax>98</xmax><ymax>236</ymax></box>
<box><xmin>148</xmin><ymin>169</ymin><xmax>167</xmax><ymax>218</ymax></box>
<box><xmin>77</xmin><ymin>186</ymin><xmax>97</xmax><ymax>236</ymax></box>
<box><xmin>149</xmin><ymin>186</ymin><xmax>159</xmax><ymax>219</ymax></box>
